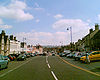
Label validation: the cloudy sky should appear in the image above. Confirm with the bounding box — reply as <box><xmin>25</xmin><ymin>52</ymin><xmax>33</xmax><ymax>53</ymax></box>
<box><xmin>0</xmin><ymin>0</ymin><xmax>100</xmax><ymax>46</ymax></box>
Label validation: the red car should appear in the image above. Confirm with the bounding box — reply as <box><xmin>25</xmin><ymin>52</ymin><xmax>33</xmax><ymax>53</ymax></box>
<box><xmin>8</xmin><ymin>55</ymin><xmax>16</xmax><ymax>61</ymax></box>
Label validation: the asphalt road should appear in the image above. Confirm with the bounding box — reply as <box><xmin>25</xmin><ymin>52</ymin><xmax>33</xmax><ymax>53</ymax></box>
<box><xmin>0</xmin><ymin>56</ymin><xmax>100</xmax><ymax>80</ymax></box>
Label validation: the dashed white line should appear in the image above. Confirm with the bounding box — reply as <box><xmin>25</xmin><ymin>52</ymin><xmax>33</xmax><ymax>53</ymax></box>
<box><xmin>51</xmin><ymin>71</ymin><xmax>58</xmax><ymax>80</ymax></box>
<box><xmin>46</xmin><ymin>60</ymin><xmax>48</xmax><ymax>63</ymax></box>
<box><xmin>46</xmin><ymin>56</ymin><xmax>48</xmax><ymax>63</ymax></box>
<box><xmin>0</xmin><ymin>59</ymin><xmax>33</xmax><ymax>77</ymax></box>
<box><xmin>47</xmin><ymin>64</ymin><xmax>51</xmax><ymax>68</ymax></box>
<box><xmin>46</xmin><ymin>56</ymin><xmax>58</xmax><ymax>80</ymax></box>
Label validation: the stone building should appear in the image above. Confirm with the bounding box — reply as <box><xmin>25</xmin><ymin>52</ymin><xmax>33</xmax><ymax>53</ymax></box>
<box><xmin>0</xmin><ymin>30</ymin><xmax>10</xmax><ymax>56</ymax></box>
<box><xmin>75</xmin><ymin>24</ymin><xmax>100</xmax><ymax>52</ymax></box>
<box><xmin>0</xmin><ymin>30</ymin><xmax>22</xmax><ymax>55</ymax></box>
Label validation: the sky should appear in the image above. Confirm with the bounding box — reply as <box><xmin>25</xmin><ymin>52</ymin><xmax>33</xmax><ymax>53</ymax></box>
<box><xmin>0</xmin><ymin>0</ymin><xmax>100</xmax><ymax>46</ymax></box>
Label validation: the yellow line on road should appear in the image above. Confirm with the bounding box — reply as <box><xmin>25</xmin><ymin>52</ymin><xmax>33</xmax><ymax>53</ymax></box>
<box><xmin>58</xmin><ymin>55</ymin><xmax>100</xmax><ymax>77</ymax></box>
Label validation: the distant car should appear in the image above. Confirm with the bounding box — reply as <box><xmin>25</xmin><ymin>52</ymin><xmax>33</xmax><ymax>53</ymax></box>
<box><xmin>17</xmin><ymin>54</ymin><xmax>26</xmax><ymax>61</ymax></box>
<box><xmin>25</xmin><ymin>53</ymin><xmax>30</xmax><ymax>58</ymax></box>
<box><xmin>30</xmin><ymin>53</ymin><xmax>35</xmax><ymax>57</ymax></box>
<box><xmin>0</xmin><ymin>54</ymin><xmax>9</xmax><ymax>69</ymax></box>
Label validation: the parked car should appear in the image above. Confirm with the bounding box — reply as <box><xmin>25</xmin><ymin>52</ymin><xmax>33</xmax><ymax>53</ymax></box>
<box><xmin>30</xmin><ymin>53</ymin><xmax>35</xmax><ymax>57</ymax></box>
<box><xmin>3</xmin><ymin>56</ymin><xmax>10</xmax><ymax>62</ymax></box>
<box><xmin>67</xmin><ymin>53</ymin><xmax>74</xmax><ymax>58</ymax></box>
<box><xmin>8</xmin><ymin>55</ymin><xmax>14</xmax><ymax>61</ymax></box>
<box><xmin>60</xmin><ymin>53</ymin><xmax>66</xmax><ymax>57</ymax></box>
<box><xmin>0</xmin><ymin>54</ymin><xmax>8</xmax><ymax>69</ymax></box>
<box><xmin>80</xmin><ymin>51</ymin><xmax>100</xmax><ymax>63</ymax></box>
<box><xmin>25</xmin><ymin>53</ymin><xmax>30</xmax><ymax>58</ymax></box>
<box><xmin>17</xmin><ymin>54</ymin><xmax>26</xmax><ymax>61</ymax></box>
<box><xmin>10</xmin><ymin>54</ymin><xmax>20</xmax><ymax>58</ymax></box>
<box><xmin>77</xmin><ymin>52</ymin><xmax>87</xmax><ymax>60</ymax></box>
<box><xmin>74</xmin><ymin>52</ymin><xmax>81</xmax><ymax>60</ymax></box>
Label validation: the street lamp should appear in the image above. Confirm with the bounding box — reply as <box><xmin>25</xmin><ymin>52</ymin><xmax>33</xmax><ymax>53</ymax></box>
<box><xmin>67</xmin><ymin>26</ymin><xmax>73</xmax><ymax>50</ymax></box>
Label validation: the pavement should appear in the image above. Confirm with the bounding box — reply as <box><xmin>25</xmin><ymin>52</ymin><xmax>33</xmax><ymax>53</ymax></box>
<box><xmin>0</xmin><ymin>55</ymin><xmax>100</xmax><ymax>80</ymax></box>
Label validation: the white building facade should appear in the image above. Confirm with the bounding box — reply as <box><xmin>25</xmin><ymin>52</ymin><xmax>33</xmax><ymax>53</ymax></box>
<box><xmin>10</xmin><ymin>39</ymin><xmax>21</xmax><ymax>54</ymax></box>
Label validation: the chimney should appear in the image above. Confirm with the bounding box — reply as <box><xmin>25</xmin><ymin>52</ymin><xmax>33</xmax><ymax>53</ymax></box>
<box><xmin>95</xmin><ymin>23</ymin><xmax>99</xmax><ymax>30</ymax></box>
<box><xmin>1</xmin><ymin>30</ymin><xmax>5</xmax><ymax>35</ymax></box>
<box><xmin>10</xmin><ymin>35</ymin><xmax>13</xmax><ymax>40</ymax></box>
<box><xmin>89</xmin><ymin>29</ymin><xmax>93</xmax><ymax>33</ymax></box>
<box><xmin>14</xmin><ymin>37</ymin><xmax>16</xmax><ymax>41</ymax></box>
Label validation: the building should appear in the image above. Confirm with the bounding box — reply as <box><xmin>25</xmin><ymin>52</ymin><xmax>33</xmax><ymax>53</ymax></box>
<box><xmin>21</xmin><ymin>42</ymin><xmax>27</xmax><ymax>52</ymax></box>
<box><xmin>9</xmin><ymin>35</ymin><xmax>21</xmax><ymax>54</ymax></box>
<box><xmin>75</xmin><ymin>24</ymin><xmax>100</xmax><ymax>52</ymax></box>
<box><xmin>0</xmin><ymin>30</ymin><xmax>10</xmax><ymax>56</ymax></box>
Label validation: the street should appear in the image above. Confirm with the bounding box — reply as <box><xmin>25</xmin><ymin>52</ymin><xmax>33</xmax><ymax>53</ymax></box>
<box><xmin>1</xmin><ymin>0</ymin><xmax>100</xmax><ymax>80</ymax></box>
<box><xmin>0</xmin><ymin>55</ymin><xmax>100</xmax><ymax>80</ymax></box>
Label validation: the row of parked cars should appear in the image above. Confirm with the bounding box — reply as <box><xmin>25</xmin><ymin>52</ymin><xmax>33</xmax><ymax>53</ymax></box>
<box><xmin>0</xmin><ymin>52</ymin><xmax>37</xmax><ymax>70</ymax></box>
<box><xmin>58</xmin><ymin>51</ymin><xmax>100</xmax><ymax>63</ymax></box>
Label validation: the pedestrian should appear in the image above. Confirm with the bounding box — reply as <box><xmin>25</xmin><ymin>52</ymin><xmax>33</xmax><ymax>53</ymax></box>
<box><xmin>85</xmin><ymin>52</ymin><xmax>90</xmax><ymax>64</ymax></box>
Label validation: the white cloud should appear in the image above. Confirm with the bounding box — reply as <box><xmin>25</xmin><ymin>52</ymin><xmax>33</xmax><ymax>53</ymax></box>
<box><xmin>15</xmin><ymin>30</ymin><xmax>69</xmax><ymax>46</ymax></box>
<box><xmin>34</xmin><ymin>2</ymin><xmax>40</xmax><ymax>8</ymax></box>
<box><xmin>0</xmin><ymin>0</ymin><xmax>34</xmax><ymax>21</ymax></box>
<box><xmin>54</xmin><ymin>14</ymin><xmax>63</xmax><ymax>19</ymax></box>
<box><xmin>0</xmin><ymin>19</ymin><xmax>3</xmax><ymax>24</ymax></box>
<box><xmin>0</xmin><ymin>25</ymin><xmax>12</xmax><ymax>29</ymax></box>
<box><xmin>15</xmin><ymin>18</ymin><xmax>91</xmax><ymax>45</ymax></box>
<box><xmin>36</xmin><ymin>19</ymin><xmax>40</xmax><ymax>23</ymax></box>
<box><xmin>0</xmin><ymin>18</ymin><xmax>12</xmax><ymax>29</ymax></box>
<box><xmin>34</xmin><ymin>2</ymin><xmax>44</xmax><ymax>11</ymax></box>
<box><xmin>9</xmin><ymin>0</ymin><xmax>27</xmax><ymax>9</ymax></box>
<box><xmin>98</xmin><ymin>14</ymin><xmax>100</xmax><ymax>21</ymax></box>
<box><xmin>52</xmin><ymin>19</ymin><xmax>90</xmax><ymax>42</ymax></box>
<box><xmin>34</xmin><ymin>8</ymin><xmax>44</xmax><ymax>11</ymax></box>
<box><xmin>87</xmin><ymin>19</ymin><xmax>91</xmax><ymax>23</ymax></box>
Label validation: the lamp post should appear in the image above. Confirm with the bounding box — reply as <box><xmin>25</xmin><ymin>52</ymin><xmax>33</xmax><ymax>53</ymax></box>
<box><xmin>67</xmin><ymin>27</ymin><xmax>73</xmax><ymax>51</ymax></box>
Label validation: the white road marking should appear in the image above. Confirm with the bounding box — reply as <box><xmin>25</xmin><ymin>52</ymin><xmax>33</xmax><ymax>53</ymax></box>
<box><xmin>0</xmin><ymin>59</ymin><xmax>33</xmax><ymax>77</ymax></box>
<box><xmin>46</xmin><ymin>60</ymin><xmax>48</xmax><ymax>63</ymax></box>
<box><xmin>46</xmin><ymin>56</ymin><xmax>58</xmax><ymax>80</ymax></box>
<box><xmin>51</xmin><ymin>71</ymin><xmax>58</xmax><ymax>80</ymax></box>
<box><xmin>46</xmin><ymin>56</ymin><xmax>48</xmax><ymax>63</ymax></box>
<box><xmin>47</xmin><ymin>64</ymin><xmax>51</xmax><ymax>68</ymax></box>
